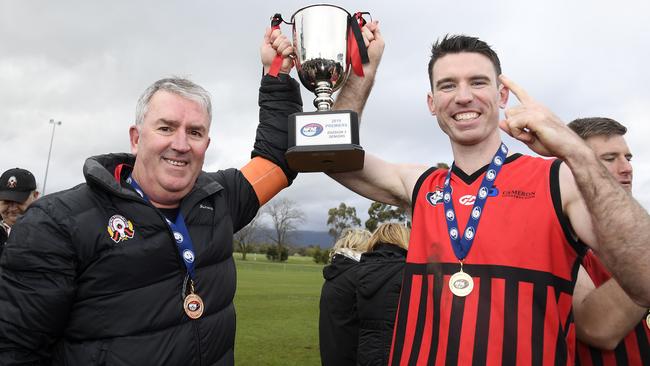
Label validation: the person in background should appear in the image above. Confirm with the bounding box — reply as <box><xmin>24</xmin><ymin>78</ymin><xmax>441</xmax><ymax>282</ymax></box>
<box><xmin>0</xmin><ymin>168</ymin><xmax>39</xmax><ymax>249</ymax></box>
<box><xmin>357</xmin><ymin>223</ymin><xmax>410</xmax><ymax>366</ymax></box>
<box><xmin>568</xmin><ymin>117</ymin><xmax>649</xmax><ymax>365</ymax></box>
<box><xmin>319</xmin><ymin>228</ymin><xmax>372</xmax><ymax>366</ymax></box>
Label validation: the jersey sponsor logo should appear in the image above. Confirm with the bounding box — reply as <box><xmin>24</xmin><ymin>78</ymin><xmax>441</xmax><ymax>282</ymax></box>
<box><xmin>459</xmin><ymin>195</ymin><xmax>475</xmax><ymax>206</ymax></box>
<box><xmin>502</xmin><ymin>189</ymin><xmax>536</xmax><ymax>199</ymax></box>
<box><xmin>107</xmin><ymin>214</ymin><xmax>135</xmax><ymax>243</ymax></box>
<box><xmin>300</xmin><ymin>123</ymin><xmax>324</xmax><ymax>137</ymax></box>
<box><xmin>426</xmin><ymin>190</ymin><xmax>444</xmax><ymax>206</ymax></box>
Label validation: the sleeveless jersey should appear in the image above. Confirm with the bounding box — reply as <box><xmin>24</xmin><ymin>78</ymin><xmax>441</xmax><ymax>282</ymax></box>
<box><xmin>389</xmin><ymin>154</ymin><xmax>587</xmax><ymax>365</ymax></box>
<box><xmin>576</xmin><ymin>250</ymin><xmax>650</xmax><ymax>366</ymax></box>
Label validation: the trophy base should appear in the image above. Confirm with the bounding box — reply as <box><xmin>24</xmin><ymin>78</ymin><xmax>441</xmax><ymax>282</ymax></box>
<box><xmin>287</xmin><ymin>110</ymin><xmax>364</xmax><ymax>173</ymax></box>
<box><xmin>286</xmin><ymin>144</ymin><xmax>365</xmax><ymax>173</ymax></box>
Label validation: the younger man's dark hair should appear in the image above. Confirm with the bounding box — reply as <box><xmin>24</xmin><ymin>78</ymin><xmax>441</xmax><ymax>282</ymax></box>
<box><xmin>428</xmin><ymin>34</ymin><xmax>502</xmax><ymax>90</ymax></box>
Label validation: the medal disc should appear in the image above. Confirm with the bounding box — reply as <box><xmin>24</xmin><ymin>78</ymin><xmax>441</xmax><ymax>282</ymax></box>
<box><xmin>646</xmin><ymin>312</ymin><xmax>650</xmax><ymax>330</ymax></box>
<box><xmin>184</xmin><ymin>293</ymin><xmax>204</xmax><ymax>319</ymax></box>
<box><xmin>449</xmin><ymin>271</ymin><xmax>474</xmax><ymax>297</ymax></box>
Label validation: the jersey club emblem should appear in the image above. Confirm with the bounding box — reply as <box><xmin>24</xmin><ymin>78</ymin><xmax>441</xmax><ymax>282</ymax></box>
<box><xmin>107</xmin><ymin>214</ymin><xmax>135</xmax><ymax>243</ymax></box>
<box><xmin>426</xmin><ymin>188</ymin><xmax>444</xmax><ymax>206</ymax></box>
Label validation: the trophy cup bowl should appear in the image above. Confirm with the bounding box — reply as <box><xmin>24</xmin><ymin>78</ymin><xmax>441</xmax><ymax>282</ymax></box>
<box><xmin>285</xmin><ymin>4</ymin><xmax>365</xmax><ymax>173</ymax></box>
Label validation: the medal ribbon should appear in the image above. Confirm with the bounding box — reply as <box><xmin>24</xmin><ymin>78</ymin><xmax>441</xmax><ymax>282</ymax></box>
<box><xmin>127</xmin><ymin>175</ymin><xmax>198</xmax><ymax>280</ymax></box>
<box><xmin>443</xmin><ymin>143</ymin><xmax>508</xmax><ymax>260</ymax></box>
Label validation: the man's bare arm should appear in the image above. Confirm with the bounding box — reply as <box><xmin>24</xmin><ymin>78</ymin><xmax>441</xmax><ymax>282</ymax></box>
<box><xmin>563</xmin><ymin>153</ymin><xmax>650</xmax><ymax>306</ymax></box>
<box><xmin>329</xmin><ymin>154</ymin><xmax>427</xmax><ymax>209</ymax></box>
<box><xmin>573</xmin><ymin>266</ymin><xmax>647</xmax><ymax>350</ymax></box>
<box><xmin>328</xmin><ymin>21</ymin><xmax>428</xmax><ymax>209</ymax></box>
<box><xmin>499</xmin><ymin>75</ymin><xmax>650</xmax><ymax>306</ymax></box>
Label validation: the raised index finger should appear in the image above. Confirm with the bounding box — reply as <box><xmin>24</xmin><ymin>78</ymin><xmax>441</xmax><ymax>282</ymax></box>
<box><xmin>500</xmin><ymin>74</ymin><xmax>533</xmax><ymax>104</ymax></box>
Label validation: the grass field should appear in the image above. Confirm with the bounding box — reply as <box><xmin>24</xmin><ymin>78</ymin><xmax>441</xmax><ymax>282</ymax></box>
<box><xmin>234</xmin><ymin>254</ymin><xmax>325</xmax><ymax>365</ymax></box>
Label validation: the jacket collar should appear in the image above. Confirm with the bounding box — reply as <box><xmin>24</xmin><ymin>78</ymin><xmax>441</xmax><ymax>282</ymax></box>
<box><xmin>83</xmin><ymin>153</ymin><xmax>224</xmax><ymax>212</ymax></box>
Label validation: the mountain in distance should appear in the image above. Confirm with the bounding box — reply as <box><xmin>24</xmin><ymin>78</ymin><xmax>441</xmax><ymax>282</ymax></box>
<box><xmin>254</xmin><ymin>228</ymin><xmax>333</xmax><ymax>249</ymax></box>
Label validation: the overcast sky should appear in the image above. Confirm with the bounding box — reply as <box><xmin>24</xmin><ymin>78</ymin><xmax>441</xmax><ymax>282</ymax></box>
<box><xmin>1</xmin><ymin>0</ymin><xmax>649</xmax><ymax>231</ymax></box>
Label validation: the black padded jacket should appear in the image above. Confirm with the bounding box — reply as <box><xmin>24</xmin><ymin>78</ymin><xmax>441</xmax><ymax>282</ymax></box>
<box><xmin>356</xmin><ymin>243</ymin><xmax>407</xmax><ymax>366</ymax></box>
<box><xmin>319</xmin><ymin>255</ymin><xmax>361</xmax><ymax>366</ymax></box>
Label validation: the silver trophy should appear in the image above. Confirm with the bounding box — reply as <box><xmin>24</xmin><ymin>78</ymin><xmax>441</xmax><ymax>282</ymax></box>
<box><xmin>277</xmin><ymin>4</ymin><xmax>368</xmax><ymax>173</ymax></box>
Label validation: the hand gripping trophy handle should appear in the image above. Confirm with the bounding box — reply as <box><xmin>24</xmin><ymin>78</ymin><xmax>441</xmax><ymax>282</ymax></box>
<box><xmin>272</xmin><ymin>4</ymin><xmax>370</xmax><ymax>173</ymax></box>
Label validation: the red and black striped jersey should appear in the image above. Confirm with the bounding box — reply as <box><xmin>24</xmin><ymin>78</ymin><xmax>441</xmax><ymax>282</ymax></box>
<box><xmin>576</xmin><ymin>250</ymin><xmax>650</xmax><ymax>366</ymax></box>
<box><xmin>389</xmin><ymin>154</ymin><xmax>587</xmax><ymax>365</ymax></box>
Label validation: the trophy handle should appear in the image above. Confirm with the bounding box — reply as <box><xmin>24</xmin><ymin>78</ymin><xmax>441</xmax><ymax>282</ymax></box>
<box><xmin>353</xmin><ymin>11</ymin><xmax>371</xmax><ymax>26</ymax></box>
<box><xmin>268</xmin><ymin>13</ymin><xmax>294</xmax><ymax>77</ymax></box>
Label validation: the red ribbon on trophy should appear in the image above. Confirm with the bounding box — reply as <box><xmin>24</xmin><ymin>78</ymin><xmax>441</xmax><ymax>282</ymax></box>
<box><xmin>268</xmin><ymin>13</ymin><xmax>285</xmax><ymax>77</ymax></box>
<box><xmin>347</xmin><ymin>12</ymin><xmax>370</xmax><ymax>77</ymax></box>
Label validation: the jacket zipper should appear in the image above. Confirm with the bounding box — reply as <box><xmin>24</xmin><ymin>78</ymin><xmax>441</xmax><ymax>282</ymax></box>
<box><xmin>112</xmin><ymin>177</ymin><xmax>206</xmax><ymax>365</ymax></box>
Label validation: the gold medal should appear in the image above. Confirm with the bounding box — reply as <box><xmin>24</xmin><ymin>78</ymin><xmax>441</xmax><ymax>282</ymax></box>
<box><xmin>184</xmin><ymin>293</ymin><xmax>204</xmax><ymax>319</ymax></box>
<box><xmin>449</xmin><ymin>264</ymin><xmax>474</xmax><ymax>297</ymax></box>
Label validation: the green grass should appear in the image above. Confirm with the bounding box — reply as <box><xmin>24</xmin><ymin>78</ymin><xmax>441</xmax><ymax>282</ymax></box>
<box><xmin>234</xmin><ymin>254</ymin><xmax>325</xmax><ymax>365</ymax></box>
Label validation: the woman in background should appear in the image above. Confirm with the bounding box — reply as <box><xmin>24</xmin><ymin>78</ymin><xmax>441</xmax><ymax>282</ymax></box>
<box><xmin>357</xmin><ymin>223</ymin><xmax>410</xmax><ymax>366</ymax></box>
<box><xmin>319</xmin><ymin>228</ymin><xmax>372</xmax><ymax>366</ymax></box>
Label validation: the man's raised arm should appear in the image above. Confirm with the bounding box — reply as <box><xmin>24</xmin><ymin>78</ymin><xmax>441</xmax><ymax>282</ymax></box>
<box><xmin>499</xmin><ymin>75</ymin><xmax>650</xmax><ymax>306</ymax></box>
<box><xmin>329</xmin><ymin>21</ymin><xmax>427</xmax><ymax>210</ymax></box>
<box><xmin>242</xmin><ymin>28</ymin><xmax>302</xmax><ymax>205</ymax></box>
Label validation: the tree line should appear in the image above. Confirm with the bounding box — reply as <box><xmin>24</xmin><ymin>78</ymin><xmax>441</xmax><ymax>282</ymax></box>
<box><xmin>234</xmin><ymin>198</ymin><xmax>412</xmax><ymax>264</ymax></box>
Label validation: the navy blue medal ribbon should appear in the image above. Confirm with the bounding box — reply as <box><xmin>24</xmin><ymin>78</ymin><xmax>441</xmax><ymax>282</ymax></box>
<box><xmin>442</xmin><ymin>143</ymin><xmax>508</xmax><ymax>261</ymax></box>
<box><xmin>127</xmin><ymin>176</ymin><xmax>197</xmax><ymax>281</ymax></box>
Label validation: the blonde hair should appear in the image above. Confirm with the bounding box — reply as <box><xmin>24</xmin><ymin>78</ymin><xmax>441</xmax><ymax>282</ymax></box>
<box><xmin>330</xmin><ymin>228</ymin><xmax>372</xmax><ymax>260</ymax></box>
<box><xmin>367</xmin><ymin>223</ymin><xmax>410</xmax><ymax>251</ymax></box>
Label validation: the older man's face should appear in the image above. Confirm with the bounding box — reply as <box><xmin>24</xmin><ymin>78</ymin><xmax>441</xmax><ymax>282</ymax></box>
<box><xmin>129</xmin><ymin>91</ymin><xmax>211</xmax><ymax>208</ymax></box>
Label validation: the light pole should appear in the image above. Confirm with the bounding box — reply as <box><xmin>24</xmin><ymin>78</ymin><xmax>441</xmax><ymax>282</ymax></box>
<box><xmin>43</xmin><ymin>119</ymin><xmax>62</xmax><ymax>195</ymax></box>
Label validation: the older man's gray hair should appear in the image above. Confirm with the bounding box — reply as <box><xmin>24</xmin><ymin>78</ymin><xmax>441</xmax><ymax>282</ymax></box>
<box><xmin>135</xmin><ymin>77</ymin><xmax>212</xmax><ymax>126</ymax></box>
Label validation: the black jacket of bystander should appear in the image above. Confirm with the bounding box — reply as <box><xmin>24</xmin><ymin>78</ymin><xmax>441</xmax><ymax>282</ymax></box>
<box><xmin>357</xmin><ymin>243</ymin><xmax>407</xmax><ymax>366</ymax></box>
<box><xmin>319</xmin><ymin>254</ymin><xmax>361</xmax><ymax>366</ymax></box>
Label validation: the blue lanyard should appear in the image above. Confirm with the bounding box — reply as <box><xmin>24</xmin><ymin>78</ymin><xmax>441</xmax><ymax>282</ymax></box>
<box><xmin>127</xmin><ymin>175</ymin><xmax>197</xmax><ymax>280</ymax></box>
<box><xmin>442</xmin><ymin>143</ymin><xmax>508</xmax><ymax>261</ymax></box>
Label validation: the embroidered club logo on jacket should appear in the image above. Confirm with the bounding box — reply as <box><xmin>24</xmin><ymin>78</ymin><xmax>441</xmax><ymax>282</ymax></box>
<box><xmin>107</xmin><ymin>214</ymin><xmax>135</xmax><ymax>243</ymax></box>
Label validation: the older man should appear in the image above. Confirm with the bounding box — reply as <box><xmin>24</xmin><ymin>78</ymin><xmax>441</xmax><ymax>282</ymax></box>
<box><xmin>0</xmin><ymin>29</ymin><xmax>300</xmax><ymax>365</ymax></box>
<box><xmin>0</xmin><ymin>168</ymin><xmax>39</xmax><ymax>247</ymax></box>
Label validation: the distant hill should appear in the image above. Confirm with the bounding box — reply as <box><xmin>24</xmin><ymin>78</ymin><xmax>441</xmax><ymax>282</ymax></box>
<box><xmin>254</xmin><ymin>228</ymin><xmax>333</xmax><ymax>249</ymax></box>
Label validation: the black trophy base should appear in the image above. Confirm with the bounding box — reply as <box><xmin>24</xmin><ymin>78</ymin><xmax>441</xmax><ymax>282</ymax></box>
<box><xmin>286</xmin><ymin>110</ymin><xmax>364</xmax><ymax>173</ymax></box>
<box><xmin>286</xmin><ymin>144</ymin><xmax>365</xmax><ymax>173</ymax></box>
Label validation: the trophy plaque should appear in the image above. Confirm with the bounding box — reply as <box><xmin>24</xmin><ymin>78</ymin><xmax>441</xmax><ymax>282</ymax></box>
<box><xmin>271</xmin><ymin>4</ymin><xmax>369</xmax><ymax>173</ymax></box>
